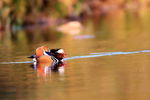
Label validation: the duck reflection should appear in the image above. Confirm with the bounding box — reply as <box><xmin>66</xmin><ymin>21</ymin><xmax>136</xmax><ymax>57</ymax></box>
<box><xmin>31</xmin><ymin>61</ymin><xmax>65</xmax><ymax>77</ymax></box>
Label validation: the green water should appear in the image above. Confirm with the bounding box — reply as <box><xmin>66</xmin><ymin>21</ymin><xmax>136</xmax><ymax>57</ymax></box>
<box><xmin>0</xmin><ymin>10</ymin><xmax>150</xmax><ymax>100</ymax></box>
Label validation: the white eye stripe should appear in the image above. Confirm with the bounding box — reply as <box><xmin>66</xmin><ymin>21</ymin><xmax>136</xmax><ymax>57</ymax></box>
<box><xmin>57</xmin><ymin>49</ymin><xmax>64</xmax><ymax>53</ymax></box>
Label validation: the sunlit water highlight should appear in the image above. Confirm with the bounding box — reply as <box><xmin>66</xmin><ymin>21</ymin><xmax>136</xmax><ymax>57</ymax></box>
<box><xmin>0</xmin><ymin>50</ymin><xmax>150</xmax><ymax>64</ymax></box>
<box><xmin>64</xmin><ymin>50</ymin><xmax>150</xmax><ymax>60</ymax></box>
<box><xmin>0</xmin><ymin>61</ymin><xmax>33</xmax><ymax>64</ymax></box>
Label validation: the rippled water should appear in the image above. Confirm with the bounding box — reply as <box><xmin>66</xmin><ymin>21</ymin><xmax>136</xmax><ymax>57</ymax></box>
<box><xmin>0</xmin><ymin>10</ymin><xmax>150</xmax><ymax>100</ymax></box>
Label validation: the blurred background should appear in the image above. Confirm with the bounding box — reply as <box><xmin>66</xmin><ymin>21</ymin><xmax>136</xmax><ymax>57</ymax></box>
<box><xmin>0</xmin><ymin>0</ymin><xmax>150</xmax><ymax>55</ymax></box>
<box><xmin>0</xmin><ymin>0</ymin><xmax>150</xmax><ymax>100</ymax></box>
<box><xmin>0</xmin><ymin>0</ymin><xmax>150</xmax><ymax>42</ymax></box>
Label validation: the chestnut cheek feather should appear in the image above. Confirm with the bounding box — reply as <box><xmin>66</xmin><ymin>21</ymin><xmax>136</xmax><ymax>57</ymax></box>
<box><xmin>57</xmin><ymin>54</ymin><xmax>64</xmax><ymax>59</ymax></box>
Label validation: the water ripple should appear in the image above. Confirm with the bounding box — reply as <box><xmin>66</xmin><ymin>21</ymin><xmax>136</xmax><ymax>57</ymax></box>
<box><xmin>64</xmin><ymin>50</ymin><xmax>150</xmax><ymax>61</ymax></box>
<box><xmin>0</xmin><ymin>61</ymin><xmax>33</xmax><ymax>64</ymax></box>
<box><xmin>0</xmin><ymin>50</ymin><xmax>150</xmax><ymax>64</ymax></box>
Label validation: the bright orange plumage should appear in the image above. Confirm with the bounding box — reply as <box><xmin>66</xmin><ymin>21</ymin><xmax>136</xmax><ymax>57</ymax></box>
<box><xmin>28</xmin><ymin>46</ymin><xmax>65</xmax><ymax>76</ymax></box>
<box><xmin>28</xmin><ymin>46</ymin><xmax>65</xmax><ymax>65</ymax></box>
<box><xmin>35</xmin><ymin>46</ymin><xmax>49</xmax><ymax>58</ymax></box>
<box><xmin>37</xmin><ymin>55</ymin><xmax>53</xmax><ymax>63</ymax></box>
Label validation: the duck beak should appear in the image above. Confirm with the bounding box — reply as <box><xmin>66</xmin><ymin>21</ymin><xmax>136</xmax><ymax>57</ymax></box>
<box><xmin>57</xmin><ymin>53</ymin><xmax>65</xmax><ymax>59</ymax></box>
<box><xmin>27</xmin><ymin>54</ymin><xmax>36</xmax><ymax>58</ymax></box>
<box><xmin>63</xmin><ymin>53</ymin><xmax>66</xmax><ymax>57</ymax></box>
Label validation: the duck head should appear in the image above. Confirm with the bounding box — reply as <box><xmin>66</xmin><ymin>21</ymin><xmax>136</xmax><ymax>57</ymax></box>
<box><xmin>48</xmin><ymin>48</ymin><xmax>65</xmax><ymax>60</ymax></box>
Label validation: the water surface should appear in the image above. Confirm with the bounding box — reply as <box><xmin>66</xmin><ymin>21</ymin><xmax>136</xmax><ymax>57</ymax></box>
<box><xmin>0</xmin><ymin>10</ymin><xmax>150</xmax><ymax>100</ymax></box>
